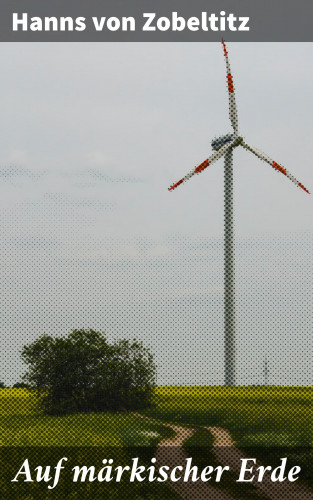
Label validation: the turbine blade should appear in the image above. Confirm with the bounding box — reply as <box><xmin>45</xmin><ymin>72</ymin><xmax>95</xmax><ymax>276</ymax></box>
<box><xmin>222</xmin><ymin>39</ymin><xmax>239</xmax><ymax>135</ymax></box>
<box><xmin>241</xmin><ymin>141</ymin><xmax>310</xmax><ymax>194</ymax></box>
<box><xmin>168</xmin><ymin>140</ymin><xmax>237</xmax><ymax>191</ymax></box>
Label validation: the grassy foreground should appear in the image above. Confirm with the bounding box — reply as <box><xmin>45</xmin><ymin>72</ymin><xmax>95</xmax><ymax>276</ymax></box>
<box><xmin>0</xmin><ymin>388</ymin><xmax>180</xmax><ymax>499</ymax></box>
<box><xmin>144</xmin><ymin>385</ymin><xmax>313</xmax><ymax>447</ymax></box>
<box><xmin>0</xmin><ymin>388</ymin><xmax>173</xmax><ymax>447</ymax></box>
<box><xmin>1</xmin><ymin>386</ymin><xmax>312</xmax><ymax>447</ymax></box>
<box><xmin>1</xmin><ymin>387</ymin><xmax>312</xmax><ymax>496</ymax></box>
<box><xmin>143</xmin><ymin>385</ymin><xmax>313</xmax><ymax>490</ymax></box>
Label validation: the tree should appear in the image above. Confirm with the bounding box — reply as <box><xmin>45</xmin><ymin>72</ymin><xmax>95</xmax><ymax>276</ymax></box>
<box><xmin>12</xmin><ymin>382</ymin><xmax>30</xmax><ymax>389</ymax></box>
<box><xmin>21</xmin><ymin>329</ymin><xmax>156</xmax><ymax>415</ymax></box>
<box><xmin>0</xmin><ymin>381</ymin><xmax>6</xmax><ymax>389</ymax></box>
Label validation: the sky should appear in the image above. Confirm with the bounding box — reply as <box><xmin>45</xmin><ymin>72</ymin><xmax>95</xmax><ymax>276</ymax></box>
<box><xmin>0</xmin><ymin>42</ymin><xmax>312</xmax><ymax>386</ymax></box>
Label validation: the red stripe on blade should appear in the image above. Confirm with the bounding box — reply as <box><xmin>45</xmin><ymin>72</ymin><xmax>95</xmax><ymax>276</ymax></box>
<box><xmin>222</xmin><ymin>39</ymin><xmax>228</xmax><ymax>57</ymax></box>
<box><xmin>168</xmin><ymin>179</ymin><xmax>184</xmax><ymax>191</ymax></box>
<box><xmin>227</xmin><ymin>74</ymin><xmax>234</xmax><ymax>93</ymax></box>
<box><xmin>272</xmin><ymin>161</ymin><xmax>286</xmax><ymax>175</ymax></box>
<box><xmin>195</xmin><ymin>159</ymin><xmax>209</xmax><ymax>173</ymax></box>
<box><xmin>298</xmin><ymin>182</ymin><xmax>310</xmax><ymax>194</ymax></box>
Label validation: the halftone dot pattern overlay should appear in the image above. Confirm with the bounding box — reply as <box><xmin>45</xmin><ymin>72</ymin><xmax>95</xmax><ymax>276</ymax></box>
<box><xmin>1</xmin><ymin>215</ymin><xmax>313</xmax><ymax>497</ymax></box>
<box><xmin>1</xmin><ymin>43</ymin><xmax>313</xmax><ymax>498</ymax></box>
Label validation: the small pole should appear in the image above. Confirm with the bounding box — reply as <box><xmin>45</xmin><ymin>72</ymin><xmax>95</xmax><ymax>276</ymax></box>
<box><xmin>224</xmin><ymin>148</ymin><xmax>236</xmax><ymax>386</ymax></box>
<box><xmin>264</xmin><ymin>357</ymin><xmax>269</xmax><ymax>386</ymax></box>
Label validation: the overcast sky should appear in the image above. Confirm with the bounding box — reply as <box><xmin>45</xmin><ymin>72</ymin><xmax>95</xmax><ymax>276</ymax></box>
<box><xmin>0</xmin><ymin>42</ymin><xmax>312</xmax><ymax>386</ymax></box>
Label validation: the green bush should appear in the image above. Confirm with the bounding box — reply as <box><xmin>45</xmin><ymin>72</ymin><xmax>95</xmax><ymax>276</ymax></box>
<box><xmin>21</xmin><ymin>329</ymin><xmax>156</xmax><ymax>415</ymax></box>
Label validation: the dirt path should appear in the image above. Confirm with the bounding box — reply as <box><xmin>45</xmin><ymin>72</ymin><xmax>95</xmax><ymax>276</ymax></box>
<box><xmin>135</xmin><ymin>414</ymin><xmax>234</xmax><ymax>499</ymax></box>
<box><xmin>135</xmin><ymin>414</ymin><xmax>313</xmax><ymax>499</ymax></box>
<box><xmin>207</xmin><ymin>426</ymin><xmax>313</xmax><ymax>500</ymax></box>
<box><xmin>156</xmin><ymin>423</ymin><xmax>234</xmax><ymax>500</ymax></box>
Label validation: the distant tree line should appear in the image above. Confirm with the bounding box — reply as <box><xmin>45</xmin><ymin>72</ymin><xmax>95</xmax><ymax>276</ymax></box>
<box><xmin>0</xmin><ymin>382</ymin><xmax>29</xmax><ymax>389</ymax></box>
<box><xmin>0</xmin><ymin>382</ymin><xmax>30</xmax><ymax>388</ymax></box>
<box><xmin>13</xmin><ymin>382</ymin><xmax>30</xmax><ymax>388</ymax></box>
<box><xmin>20</xmin><ymin>329</ymin><xmax>156</xmax><ymax>415</ymax></box>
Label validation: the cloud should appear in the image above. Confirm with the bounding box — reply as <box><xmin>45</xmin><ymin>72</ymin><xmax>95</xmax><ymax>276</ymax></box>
<box><xmin>0</xmin><ymin>165</ymin><xmax>45</xmax><ymax>180</ymax></box>
<box><xmin>0</xmin><ymin>164</ymin><xmax>144</xmax><ymax>186</ymax></box>
<box><xmin>44</xmin><ymin>193</ymin><xmax>114</xmax><ymax>211</ymax></box>
<box><xmin>87</xmin><ymin>168</ymin><xmax>145</xmax><ymax>184</ymax></box>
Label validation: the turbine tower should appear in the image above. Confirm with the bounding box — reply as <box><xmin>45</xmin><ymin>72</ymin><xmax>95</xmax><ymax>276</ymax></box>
<box><xmin>168</xmin><ymin>40</ymin><xmax>310</xmax><ymax>386</ymax></box>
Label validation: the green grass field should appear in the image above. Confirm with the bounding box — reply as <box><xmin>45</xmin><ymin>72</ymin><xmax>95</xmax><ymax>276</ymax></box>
<box><xmin>145</xmin><ymin>386</ymin><xmax>313</xmax><ymax>447</ymax></box>
<box><xmin>1</xmin><ymin>386</ymin><xmax>312</xmax><ymax>448</ymax></box>
<box><xmin>1</xmin><ymin>386</ymin><xmax>312</xmax><ymax>497</ymax></box>
<box><xmin>143</xmin><ymin>385</ymin><xmax>313</xmax><ymax>489</ymax></box>
<box><xmin>0</xmin><ymin>388</ymin><xmax>180</xmax><ymax>499</ymax></box>
<box><xmin>0</xmin><ymin>388</ymin><xmax>174</xmax><ymax>447</ymax></box>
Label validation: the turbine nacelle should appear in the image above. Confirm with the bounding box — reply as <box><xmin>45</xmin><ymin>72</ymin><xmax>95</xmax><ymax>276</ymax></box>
<box><xmin>211</xmin><ymin>134</ymin><xmax>243</xmax><ymax>151</ymax></box>
<box><xmin>212</xmin><ymin>133</ymin><xmax>235</xmax><ymax>151</ymax></box>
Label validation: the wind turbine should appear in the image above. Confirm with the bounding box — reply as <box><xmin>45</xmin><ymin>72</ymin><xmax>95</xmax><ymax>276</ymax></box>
<box><xmin>168</xmin><ymin>40</ymin><xmax>310</xmax><ymax>387</ymax></box>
